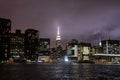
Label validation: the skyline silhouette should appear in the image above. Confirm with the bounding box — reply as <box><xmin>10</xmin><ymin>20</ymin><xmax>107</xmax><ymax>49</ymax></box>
<box><xmin>0</xmin><ymin>0</ymin><xmax>120</xmax><ymax>47</ymax></box>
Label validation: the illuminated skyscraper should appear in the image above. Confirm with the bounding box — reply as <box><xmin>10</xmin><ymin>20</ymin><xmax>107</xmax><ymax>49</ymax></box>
<box><xmin>55</xmin><ymin>27</ymin><xmax>62</xmax><ymax>58</ymax></box>
<box><xmin>56</xmin><ymin>27</ymin><xmax>61</xmax><ymax>47</ymax></box>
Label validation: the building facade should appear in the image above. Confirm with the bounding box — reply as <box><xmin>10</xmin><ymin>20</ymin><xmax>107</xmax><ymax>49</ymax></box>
<box><xmin>38</xmin><ymin>38</ymin><xmax>50</xmax><ymax>62</ymax></box>
<box><xmin>25</xmin><ymin>29</ymin><xmax>39</xmax><ymax>61</ymax></box>
<box><xmin>66</xmin><ymin>39</ymin><xmax>79</xmax><ymax>61</ymax></box>
<box><xmin>0</xmin><ymin>18</ymin><xmax>11</xmax><ymax>62</ymax></box>
<box><xmin>56</xmin><ymin>27</ymin><xmax>61</xmax><ymax>47</ymax></box>
<box><xmin>10</xmin><ymin>30</ymin><xmax>25</xmax><ymax>62</ymax></box>
<box><xmin>79</xmin><ymin>43</ymin><xmax>91</xmax><ymax>61</ymax></box>
<box><xmin>93</xmin><ymin>40</ymin><xmax>120</xmax><ymax>64</ymax></box>
<box><xmin>101</xmin><ymin>40</ymin><xmax>120</xmax><ymax>54</ymax></box>
<box><xmin>38</xmin><ymin>38</ymin><xmax>50</xmax><ymax>56</ymax></box>
<box><xmin>55</xmin><ymin>27</ymin><xmax>63</xmax><ymax>59</ymax></box>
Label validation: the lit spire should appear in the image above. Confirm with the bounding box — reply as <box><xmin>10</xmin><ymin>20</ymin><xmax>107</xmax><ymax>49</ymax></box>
<box><xmin>56</xmin><ymin>26</ymin><xmax>61</xmax><ymax>41</ymax></box>
<box><xmin>57</xmin><ymin>26</ymin><xmax>60</xmax><ymax>36</ymax></box>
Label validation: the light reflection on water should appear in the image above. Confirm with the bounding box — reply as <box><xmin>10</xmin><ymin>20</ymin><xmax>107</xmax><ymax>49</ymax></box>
<box><xmin>0</xmin><ymin>63</ymin><xmax>120</xmax><ymax>80</ymax></box>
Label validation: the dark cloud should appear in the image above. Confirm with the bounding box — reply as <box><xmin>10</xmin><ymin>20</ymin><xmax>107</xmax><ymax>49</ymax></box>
<box><xmin>103</xmin><ymin>24</ymin><xmax>119</xmax><ymax>32</ymax></box>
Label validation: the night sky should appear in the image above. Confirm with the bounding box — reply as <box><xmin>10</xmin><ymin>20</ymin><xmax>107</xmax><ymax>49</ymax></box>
<box><xmin>0</xmin><ymin>0</ymin><xmax>120</xmax><ymax>47</ymax></box>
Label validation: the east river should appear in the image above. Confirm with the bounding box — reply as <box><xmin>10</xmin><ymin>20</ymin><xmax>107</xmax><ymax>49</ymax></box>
<box><xmin>0</xmin><ymin>62</ymin><xmax>120</xmax><ymax>80</ymax></box>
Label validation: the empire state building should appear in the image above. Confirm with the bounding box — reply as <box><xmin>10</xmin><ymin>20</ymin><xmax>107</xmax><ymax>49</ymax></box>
<box><xmin>56</xmin><ymin>27</ymin><xmax>61</xmax><ymax>48</ymax></box>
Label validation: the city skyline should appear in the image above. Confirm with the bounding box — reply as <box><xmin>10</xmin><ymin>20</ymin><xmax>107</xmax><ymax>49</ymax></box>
<box><xmin>0</xmin><ymin>0</ymin><xmax>120</xmax><ymax>47</ymax></box>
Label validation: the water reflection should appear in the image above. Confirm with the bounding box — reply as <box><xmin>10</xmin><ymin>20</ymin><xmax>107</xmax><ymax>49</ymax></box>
<box><xmin>0</xmin><ymin>63</ymin><xmax>120</xmax><ymax>80</ymax></box>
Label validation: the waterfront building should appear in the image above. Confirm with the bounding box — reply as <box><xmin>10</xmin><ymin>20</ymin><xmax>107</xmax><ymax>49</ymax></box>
<box><xmin>66</xmin><ymin>39</ymin><xmax>79</xmax><ymax>62</ymax></box>
<box><xmin>91</xmin><ymin>46</ymin><xmax>102</xmax><ymax>54</ymax></box>
<box><xmin>0</xmin><ymin>18</ymin><xmax>11</xmax><ymax>62</ymax></box>
<box><xmin>10</xmin><ymin>30</ymin><xmax>25</xmax><ymax>62</ymax></box>
<box><xmin>25</xmin><ymin>29</ymin><xmax>39</xmax><ymax>61</ymax></box>
<box><xmin>94</xmin><ymin>40</ymin><xmax>120</xmax><ymax>64</ymax></box>
<box><xmin>101</xmin><ymin>40</ymin><xmax>120</xmax><ymax>54</ymax></box>
<box><xmin>38</xmin><ymin>38</ymin><xmax>50</xmax><ymax>62</ymax></box>
<box><xmin>79</xmin><ymin>42</ymin><xmax>91</xmax><ymax>61</ymax></box>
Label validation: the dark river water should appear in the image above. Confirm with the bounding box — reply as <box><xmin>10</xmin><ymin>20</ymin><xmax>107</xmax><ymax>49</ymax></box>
<box><xmin>0</xmin><ymin>62</ymin><xmax>120</xmax><ymax>80</ymax></box>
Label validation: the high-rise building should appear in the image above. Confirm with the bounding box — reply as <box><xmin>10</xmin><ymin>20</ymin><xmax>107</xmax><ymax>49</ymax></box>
<box><xmin>55</xmin><ymin>27</ymin><xmax>63</xmax><ymax>59</ymax></box>
<box><xmin>0</xmin><ymin>18</ymin><xmax>11</xmax><ymax>62</ymax></box>
<box><xmin>25</xmin><ymin>29</ymin><xmax>39</xmax><ymax>61</ymax></box>
<box><xmin>10</xmin><ymin>30</ymin><xmax>25</xmax><ymax>62</ymax></box>
<box><xmin>56</xmin><ymin>27</ymin><xmax>61</xmax><ymax>47</ymax></box>
<box><xmin>38</xmin><ymin>38</ymin><xmax>50</xmax><ymax>62</ymax></box>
